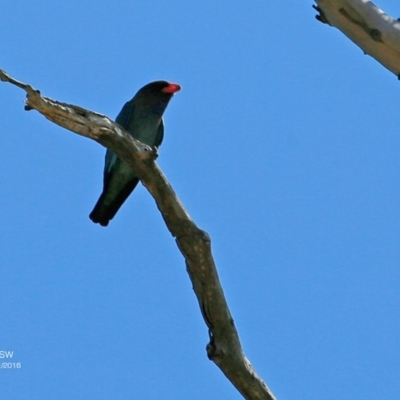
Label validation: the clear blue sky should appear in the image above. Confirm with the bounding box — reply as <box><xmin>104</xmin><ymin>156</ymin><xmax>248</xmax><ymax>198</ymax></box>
<box><xmin>1</xmin><ymin>1</ymin><xmax>400</xmax><ymax>399</ymax></box>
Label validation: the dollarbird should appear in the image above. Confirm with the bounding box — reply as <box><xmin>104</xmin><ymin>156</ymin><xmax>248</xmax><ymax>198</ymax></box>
<box><xmin>89</xmin><ymin>80</ymin><xmax>181</xmax><ymax>226</ymax></box>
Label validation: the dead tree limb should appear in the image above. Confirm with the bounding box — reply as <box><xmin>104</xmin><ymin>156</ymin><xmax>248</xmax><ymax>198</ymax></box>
<box><xmin>0</xmin><ymin>69</ymin><xmax>276</xmax><ymax>400</ymax></box>
<box><xmin>313</xmin><ymin>0</ymin><xmax>400</xmax><ymax>78</ymax></box>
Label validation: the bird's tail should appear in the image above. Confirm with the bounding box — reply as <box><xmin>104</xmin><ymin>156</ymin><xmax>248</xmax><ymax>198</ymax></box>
<box><xmin>89</xmin><ymin>195</ymin><xmax>113</xmax><ymax>227</ymax></box>
<box><xmin>89</xmin><ymin>179</ymin><xmax>139</xmax><ymax>227</ymax></box>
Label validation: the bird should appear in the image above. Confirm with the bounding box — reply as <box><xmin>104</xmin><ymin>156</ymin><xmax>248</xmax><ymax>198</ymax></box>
<box><xmin>89</xmin><ymin>80</ymin><xmax>181</xmax><ymax>227</ymax></box>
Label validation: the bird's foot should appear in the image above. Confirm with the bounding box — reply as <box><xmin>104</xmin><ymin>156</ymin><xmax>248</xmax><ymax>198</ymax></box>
<box><xmin>137</xmin><ymin>143</ymin><xmax>158</xmax><ymax>161</ymax></box>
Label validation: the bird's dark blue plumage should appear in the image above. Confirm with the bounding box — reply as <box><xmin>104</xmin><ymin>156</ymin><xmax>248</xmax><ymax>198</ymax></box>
<box><xmin>89</xmin><ymin>80</ymin><xmax>181</xmax><ymax>226</ymax></box>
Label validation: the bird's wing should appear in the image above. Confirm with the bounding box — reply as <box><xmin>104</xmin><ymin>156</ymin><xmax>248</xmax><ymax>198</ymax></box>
<box><xmin>103</xmin><ymin>150</ymin><xmax>117</xmax><ymax>184</ymax></box>
<box><xmin>115</xmin><ymin>98</ymin><xmax>135</xmax><ymax>129</ymax></box>
<box><xmin>155</xmin><ymin>119</ymin><xmax>164</xmax><ymax>147</ymax></box>
<box><xmin>102</xmin><ymin>98</ymin><xmax>136</xmax><ymax>182</ymax></box>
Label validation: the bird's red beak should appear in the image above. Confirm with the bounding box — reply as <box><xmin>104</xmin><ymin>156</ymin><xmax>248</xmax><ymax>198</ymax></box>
<box><xmin>162</xmin><ymin>83</ymin><xmax>181</xmax><ymax>94</ymax></box>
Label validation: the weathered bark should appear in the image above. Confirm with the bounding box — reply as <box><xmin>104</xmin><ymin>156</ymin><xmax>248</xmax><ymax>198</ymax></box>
<box><xmin>0</xmin><ymin>69</ymin><xmax>276</xmax><ymax>400</ymax></box>
<box><xmin>314</xmin><ymin>0</ymin><xmax>400</xmax><ymax>78</ymax></box>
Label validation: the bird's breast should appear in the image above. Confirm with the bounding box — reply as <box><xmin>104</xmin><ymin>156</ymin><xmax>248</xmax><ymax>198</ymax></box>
<box><xmin>130</xmin><ymin>115</ymin><xmax>162</xmax><ymax>146</ymax></box>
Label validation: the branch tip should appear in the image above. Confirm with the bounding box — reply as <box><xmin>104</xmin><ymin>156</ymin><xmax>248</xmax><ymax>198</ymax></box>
<box><xmin>313</xmin><ymin>3</ymin><xmax>329</xmax><ymax>24</ymax></box>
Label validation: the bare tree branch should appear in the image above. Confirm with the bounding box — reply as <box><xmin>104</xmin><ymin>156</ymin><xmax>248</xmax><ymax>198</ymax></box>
<box><xmin>0</xmin><ymin>69</ymin><xmax>276</xmax><ymax>400</ymax></box>
<box><xmin>313</xmin><ymin>0</ymin><xmax>400</xmax><ymax>78</ymax></box>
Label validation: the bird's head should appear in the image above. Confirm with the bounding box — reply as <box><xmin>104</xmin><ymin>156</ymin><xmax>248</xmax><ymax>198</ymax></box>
<box><xmin>135</xmin><ymin>81</ymin><xmax>181</xmax><ymax>115</ymax></box>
